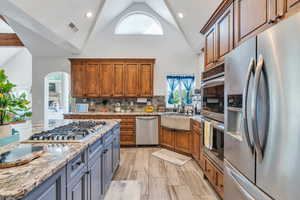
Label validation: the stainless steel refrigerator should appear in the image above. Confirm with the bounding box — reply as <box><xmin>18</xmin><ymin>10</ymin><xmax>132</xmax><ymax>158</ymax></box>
<box><xmin>224</xmin><ymin>11</ymin><xmax>300</xmax><ymax>200</ymax></box>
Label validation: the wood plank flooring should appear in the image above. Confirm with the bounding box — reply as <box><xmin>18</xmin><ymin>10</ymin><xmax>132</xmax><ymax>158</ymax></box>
<box><xmin>113</xmin><ymin>147</ymin><xmax>219</xmax><ymax>200</ymax></box>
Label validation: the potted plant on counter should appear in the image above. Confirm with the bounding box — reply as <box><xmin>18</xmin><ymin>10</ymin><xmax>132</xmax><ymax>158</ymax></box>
<box><xmin>0</xmin><ymin>70</ymin><xmax>32</xmax><ymax>139</ymax></box>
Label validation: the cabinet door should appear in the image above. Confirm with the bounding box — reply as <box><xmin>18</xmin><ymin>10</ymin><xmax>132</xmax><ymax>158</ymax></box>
<box><xmin>161</xmin><ymin>127</ymin><xmax>174</xmax><ymax>149</ymax></box>
<box><xmin>24</xmin><ymin>167</ymin><xmax>66</xmax><ymax>200</ymax></box>
<box><xmin>89</xmin><ymin>157</ymin><xmax>102</xmax><ymax>200</ymax></box>
<box><xmin>113</xmin><ymin>64</ymin><xmax>124</xmax><ymax>97</ymax></box>
<box><xmin>193</xmin><ymin>131</ymin><xmax>200</xmax><ymax>161</ymax></box>
<box><xmin>124</xmin><ymin>64</ymin><xmax>139</xmax><ymax>97</ymax></box>
<box><xmin>269</xmin><ymin>0</ymin><xmax>285</xmax><ymax>22</ymax></box>
<box><xmin>112</xmin><ymin>134</ymin><xmax>120</xmax><ymax>172</ymax></box>
<box><xmin>85</xmin><ymin>62</ymin><xmax>99</xmax><ymax>97</ymax></box>
<box><xmin>174</xmin><ymin>130</ymin><xmax>191</xmax><ymax>154</ymax></box>
<box><xmin>215</xmin><ymin>169</ymin><xmax>224</xmax><ymax>198</ymax></box>
<box><xmin>100</xmin><ymin>64</ymin><xmax>114</xmax><ymax>97</ymax></box>
<box><xmin>287</xmin><ymin>0</ymin><xmax>300</xmax><ymax>12</ymax></box>
<box><xmin>139</xmin><ymin>63</ymin><xmax>153</xmax><ymax>97</ymax></box>
<box><xmin>102</xmin><ymin>142</ymin><xmax>113</xmax><ymax>193</ymax></box>
<box><xmin>235</xmin><ymin>0</ymin><xmax>268</xmax><ymax>44</ymax></box>
<box><xmin>216</xmin><ymin>4</ymin><xmax>234</xmax><ymax>60</ymax></box>
<box><xmin>67</xmin><ymin>172</ymin><xmax>88</xmax><ymax>200</ymax></box>
<box><xmin>205</xmin><ymin>27</ymin><xmax>216</xmax><ymax>67</ymax></box>
<box><xmin>71</xmin><ymin>61</ymin><xmax>86</xmax><ymax>98</ymax></box>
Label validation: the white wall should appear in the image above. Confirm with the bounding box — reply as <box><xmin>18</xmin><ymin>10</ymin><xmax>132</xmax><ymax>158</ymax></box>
<box><xmin>32</xmin><ymin>57</ymin><xmax>70</xmax><ymax>124</ymax></box>
<box><xmin>0</xmin><ymin>48</ymin><xmax>32</xmax><ymax>101</ymax></box>
<box><xmin>31</xmin><ymin>3</ymin><xmax>201</xmax><ymax>123</ymax></box>
<box><xmin>80</xmin><ymin>3</ymin><xmax>201</xmax><ymax>94</ymax></box>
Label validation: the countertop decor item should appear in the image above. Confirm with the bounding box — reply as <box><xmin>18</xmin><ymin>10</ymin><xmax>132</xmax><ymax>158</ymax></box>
<box><xmin>0</xmin><ymin>70</ymin><xmax>32</xmax><ymax>139</ymax></box>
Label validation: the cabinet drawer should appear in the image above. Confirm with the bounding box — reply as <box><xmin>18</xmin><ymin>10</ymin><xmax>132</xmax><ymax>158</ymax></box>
<box><xmin>88</xmin><ymin>138</ymin><xmax>103</xmax><ymax>160</ymax></box>
<box><xmin>121</xmin><ymin>130</ymin><xmax>135</xmax><ymax>136</ymax></box>
<box><xmin>120</xmin><ymin>118</ymin><xmax>136</xmax><ymax>122</ymax></box>
<box><xmin>120</xmin><ymin>124</ymin><xmax>135</xmax><ymax>130</ymax></box>
<box><xmin>67</xmin><ymin>150</ymin><xmax>87</xmax><ymax>181</ymax></box>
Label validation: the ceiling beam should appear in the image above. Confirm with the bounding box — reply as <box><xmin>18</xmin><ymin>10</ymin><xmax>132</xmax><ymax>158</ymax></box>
<box><xmin>0</xmin><ymin>33</ymin><xmax>24</xmax><ymax>46</ymax></box>
<box><xmin>0</xmin><ymin>15</ymin><xmax>24</xmax><ymax>46</ymax></box>
<box><xmin>0</xmin><ymin>15</ymin><xmax>8</xmax><ymax>24</ymax></box>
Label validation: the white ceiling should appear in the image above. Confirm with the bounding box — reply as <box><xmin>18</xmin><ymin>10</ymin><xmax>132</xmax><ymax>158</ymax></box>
<box><xmin>0</xmin><ymin>0</ymin><xmax>222</xmax><ymax>55</ymax></box>
<box><xmin>165</xmin><ymin>0</ymin><xmax>222</xmax><ymax>52</ymax></box>
<box><xmin>0</xmin><ymin>18</ymin><xmax>14</xmax><ymax>33</ymax></box>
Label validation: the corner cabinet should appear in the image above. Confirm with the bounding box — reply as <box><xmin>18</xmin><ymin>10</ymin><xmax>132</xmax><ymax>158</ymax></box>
<box><xmin>160</xmin><ymin>126</ymin><xmax>191</xmax><ymax>155</ymax></box>
<box><xmin>70</xmin><ymin>59</ymin><xmax>155</xmax><ymax>98</ymax></box>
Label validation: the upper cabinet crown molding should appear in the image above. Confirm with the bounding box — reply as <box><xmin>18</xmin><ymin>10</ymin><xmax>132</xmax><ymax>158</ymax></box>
<box><xmin>200</xmin><ymin>0</ymin><xmax>234</xmax><ymax>35</ymax></box>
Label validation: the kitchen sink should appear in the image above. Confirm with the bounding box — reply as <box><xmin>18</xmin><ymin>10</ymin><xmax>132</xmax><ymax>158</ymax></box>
<box><xmin>161</xmin><ymin>114</ymin><xmax>191</xmax><ymax>131</ymax></box>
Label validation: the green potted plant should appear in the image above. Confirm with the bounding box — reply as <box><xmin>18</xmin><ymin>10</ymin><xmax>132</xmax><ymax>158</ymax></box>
<box><xmin>0</xmin><ymin>70</ymin><xmax>32</xmax><ymax>138</ymax></box>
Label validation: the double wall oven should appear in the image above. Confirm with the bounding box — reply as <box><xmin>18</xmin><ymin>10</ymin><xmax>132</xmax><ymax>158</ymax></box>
<box><xmin>201</xmin><ymin>63</ymin><xmax>225</xmax><ymax>123</ymax></box>
<box><xmin>201</xmin><ymin>63</ymin><xmax>225</xmax><ymax>169</ymax></box>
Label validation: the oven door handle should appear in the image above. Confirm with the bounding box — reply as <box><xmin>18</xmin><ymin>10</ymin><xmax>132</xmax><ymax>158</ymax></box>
<box><xmin>242</xmin><ymin>58</ymin><xmax>255</xmax><ymax>154</ymax></box>
<box><xmin>201</xmin><ymin>77</ymin><xmax>225</xmax><ymax>89</ymax></box>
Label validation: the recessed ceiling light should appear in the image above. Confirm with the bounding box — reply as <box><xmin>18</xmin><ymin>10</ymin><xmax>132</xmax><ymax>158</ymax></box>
<box><xmin>178</xmin><ymin>12</ymin><xmax>184</xmax><ymax>19</ymax></box>
<box><xmin>86</xmin><ymin>12</ymin><xmax>93</xmax><ymax>18</ymax></box>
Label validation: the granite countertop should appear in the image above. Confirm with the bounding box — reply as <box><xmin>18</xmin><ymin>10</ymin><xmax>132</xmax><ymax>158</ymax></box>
<box><xmin>0</xmin><ymin>119</ymin><xmax>120</xmax><ymax>199</ymax></box>
<box><xmin>64</xmin><ymin>111</ymin><xmax>163</xmax><ymax>116</ymax></box>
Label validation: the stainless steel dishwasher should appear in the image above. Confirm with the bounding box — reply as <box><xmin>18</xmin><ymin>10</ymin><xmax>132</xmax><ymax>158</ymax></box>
<box><xmin>136</xmin><ymin>116</ymin><xmax>159</xmax><ymax>145</ymax></box>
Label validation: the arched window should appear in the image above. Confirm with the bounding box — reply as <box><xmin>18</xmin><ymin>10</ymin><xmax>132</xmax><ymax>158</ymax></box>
<box><xmin>115</xmin><ymin>12</ymin><xmax>163</xmax><ymax>35</ymax></box>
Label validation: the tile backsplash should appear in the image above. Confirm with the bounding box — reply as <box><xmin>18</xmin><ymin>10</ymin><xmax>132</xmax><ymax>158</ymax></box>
<box><xmin>72</xmin><ymin>96</ymin><xmax>165</xmax><ymax>112</ymax></box>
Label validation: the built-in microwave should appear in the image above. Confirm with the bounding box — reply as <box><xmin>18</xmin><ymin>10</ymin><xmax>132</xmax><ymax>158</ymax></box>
<box><xmin>201</xmin><ymin>76</ymin><xmax>225</xmax><ymax>122</ymax></box>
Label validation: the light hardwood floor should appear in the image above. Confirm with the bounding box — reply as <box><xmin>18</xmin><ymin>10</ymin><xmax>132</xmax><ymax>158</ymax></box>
<box><xmin>113</xmin><ymin>147</ymin><xmax>220</xmax><ymax>200</ymax></box>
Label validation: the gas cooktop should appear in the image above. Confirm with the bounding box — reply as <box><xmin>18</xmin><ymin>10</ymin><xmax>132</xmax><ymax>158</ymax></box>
<box><xmin>26</xmin><ymin>121</ymin><xmax>106</xmax><ymax>143</ymax></box>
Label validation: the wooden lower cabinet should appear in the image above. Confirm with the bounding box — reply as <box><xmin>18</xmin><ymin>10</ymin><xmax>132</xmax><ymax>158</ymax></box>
<box><xmin>174</xmin><ymin>130</ymin><xmax>191</xmax><ymax>154</ymax></box>
<box><xmin>160</xmin><ymin>126</ymin><xmax>191</xmax><ymax>155</ymax></box>
<box><xmin>160</xmin><ymin>127</ymin><xmax>175</xmax><ymax>150</ymax></box>
<box><xmin>203</xmin><ymin>156</ymin><xmax>224</xmax><ymax>199</ymax></box>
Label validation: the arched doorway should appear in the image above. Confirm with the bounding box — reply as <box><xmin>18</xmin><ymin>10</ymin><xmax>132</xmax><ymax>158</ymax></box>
<box><xmin>44</xmin><ymin>72</ymin><xmax>70</xmax><ymax>122</ymax></box>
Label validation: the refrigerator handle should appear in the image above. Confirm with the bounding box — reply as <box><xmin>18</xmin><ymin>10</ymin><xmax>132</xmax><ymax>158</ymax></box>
<box><xmin>242</xmin><ymin>58</ymin><xmax>255</xmax><ymax>154</ymax></box>
<box><xmin>226</xmin><ymin>166</ymin><xmax>256</xmax><ymax>200</ymax></box>
<box><xmin>251</xmin><ymin>55</ymin><xmax>265</xmax><ymax>162</ymax></box>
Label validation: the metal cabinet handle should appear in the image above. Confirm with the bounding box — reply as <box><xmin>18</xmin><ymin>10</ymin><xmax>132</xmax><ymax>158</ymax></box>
<box><xmin>243</xmin><ymin>58</ymin><xmax>255</xmax><ymax>154</ymax></box>
<box><xmin>251</xmin><ymin>55</ymin><xmax>265</xmax><ymax>162</ymax></box>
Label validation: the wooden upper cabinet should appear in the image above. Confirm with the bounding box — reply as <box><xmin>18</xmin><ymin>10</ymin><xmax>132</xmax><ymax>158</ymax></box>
<box><xmin>113</xmin><ymin>64</ymin><xmax>124</xmax><ymax>97</ymax></box>
<box><xmin>124</xmin><ymin>64</ymin><xmax>139</xmax><ymax>97</ymax></box>
<box><xmin>287</xmin><ymin>0</ymin><xmax>300</xmax><ymax>12</ymax></box>
<box><xmin>85</xmin><ymin>62</ymin><xmax>100</xmax><ymax>97</ymax></box>
<box><xmin>235</xmin><ymin>0</ymin><xmax>268</xmax><ymax>44</ymax></box>
<box><xmin>269</xmin><ymin>0</ymin><xmax>285</xmax><ymax>22</ymax></box>
<box><xmin>216</xmin><ymin>4</ymin><xmax>234</xmax><ymax>60</ymax></box>
<box><xmin>99</xmin><ymin>63</ymin><xmax>114</xmax><ymax>97</ymax></box>
<box><xmin>205</xmin><ymin>27</ymin><xmax>216</xmax><ymax>67</ymax></box>
<box><xmin>139</xmin><ymin>63</ymin><xmax>153</xmax><ymax>97</ymax></box>
<box><xmin>70</xmin><ymin>59</ymin><xmax>154</xmax><ymax>98</ymax></box>
<box><xmin>71</xmin><ymin>60</ymin><xmax>86</xmax><ymax>98</ymax></box>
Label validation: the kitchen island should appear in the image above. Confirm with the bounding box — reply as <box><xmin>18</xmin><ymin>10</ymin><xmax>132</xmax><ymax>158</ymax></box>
<box><xmin>0</xmin><ymin>119</ymin><xmax>120</xmax><ymax>200</ymax></box>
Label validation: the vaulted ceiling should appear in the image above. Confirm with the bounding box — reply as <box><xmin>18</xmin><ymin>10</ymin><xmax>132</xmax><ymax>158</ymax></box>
<box><xmin>0</xmin><ymin>0</ymin><xmax>222</xmax><ymax>56</ymax></box>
